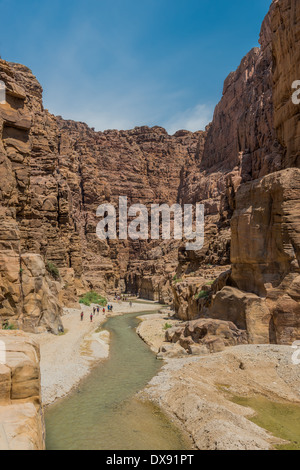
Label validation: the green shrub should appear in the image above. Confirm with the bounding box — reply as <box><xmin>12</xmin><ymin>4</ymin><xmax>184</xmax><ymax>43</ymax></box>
<box><xmin>163</xmin><ymin>323</ymin><xmax>173</xmax><ymax>331</ymax></box>
<box><xmin>46</xmin><ymin>261</ymin><xmax>60</xmax><ymax>280</ymax></box>
<box><xmin>173</xmin><ymin>275</ymin><xmax>183</xmax><ymax>284</ymax></box>
<box><xmin>195</xmin><ymin>290</ymin><xmax>210</xmax><ymax>300</ymax></box>
<box><xmin>206</xmin><ymin>280</ymin><xmax>215</xmax><ymax>286</ymax></box>
<box><xmin>2</xmin><ymin>322</ymin><xmax>17</xmax><ymax>331</ymax></box>
<box><xmin>79</xmin><ymin>291</ymin><xmax>107</xmax><ymax>307</ymax></box>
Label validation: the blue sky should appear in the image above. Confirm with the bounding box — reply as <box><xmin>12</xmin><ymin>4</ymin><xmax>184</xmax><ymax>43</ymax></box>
<box><xmin>0</xmin><ymin>0</ymin><xmax>271</xmax><ymax>134</ymax></box>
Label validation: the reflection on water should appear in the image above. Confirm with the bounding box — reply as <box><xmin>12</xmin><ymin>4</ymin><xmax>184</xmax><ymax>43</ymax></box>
<box><xmin>46</xmin><ymin>312</ymin><xmax>190</xmax><ymax>451</ymax></box>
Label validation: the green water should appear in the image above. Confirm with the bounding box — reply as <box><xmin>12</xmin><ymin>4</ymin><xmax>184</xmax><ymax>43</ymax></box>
<box><xmin>45</xmin><ymin>312</ymin><xmax>190</xmax><ymax>451</ymax></box>
<box><xmin>232</xmin><ymin>396</ymin><xmax>300</xmax><ymax>450</ymax></box>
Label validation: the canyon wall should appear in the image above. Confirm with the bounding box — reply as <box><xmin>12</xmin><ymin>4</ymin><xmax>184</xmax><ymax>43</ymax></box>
<box><xmin>0</xmin><ymin>0</ymin><xmax>299</xmax><ymax>345</ymax></box>
<box><xmin>0</xmin><ymin>60</ymin><xmax>204</xmax><ymax>330</ymax></box>
<box><xmin>272</xmin><ymin>0</ymin><xmax>300</xmax><ymax>169</ymax></box>
<box><xmin>0</xmin><ymin>62</ymin><xmax>66</xmax><ymax>333</ymax></box>
<box><xmin>187</xmin><ymin>0</ymin><xmax>300</xmax><ymax>345</ymax></box>
<box><xmin>57</xmin><ymin>119</ymin><xmax>205</xmax><ymax>298</ymax></box>
<box><xmin>173</xmin><ymin>0</ymin><xmax>300</xmax><ymax>347</ymax></box>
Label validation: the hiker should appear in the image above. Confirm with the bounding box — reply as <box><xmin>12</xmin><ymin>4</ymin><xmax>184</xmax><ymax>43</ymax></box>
<box><xmin>81</xmin><ymin>312</ymin><xmax>84</xmax><ymax>322</ymax></box>
<box><xmin>130</xmin><ymin>301</ymin><xmax>133</xmax><ymax>308</ymax></box>
<box><xmin>97</xmin><ymin>306</ymin><xmax>100</xmax><ymax>315</ymax></box>
<box><xmin>103</xmin><ymin>307</ymin><xmax>106</xmax><ymax>314</ymax></box>
<box><xmin>90</xmin><ymin>313</ymin><xmax>93</xmax><ymax>322</ymax></box>
<box><xmin>93</xmin><ymin>307</ymin><xmax>96</xmax><ymax>315</ymax></box>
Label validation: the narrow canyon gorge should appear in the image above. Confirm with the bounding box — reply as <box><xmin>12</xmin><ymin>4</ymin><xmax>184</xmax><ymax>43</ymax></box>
<box><xmin>0</xmin><ymin>0</ymin><xmax>299</xmax><ymax>451</ymax></box>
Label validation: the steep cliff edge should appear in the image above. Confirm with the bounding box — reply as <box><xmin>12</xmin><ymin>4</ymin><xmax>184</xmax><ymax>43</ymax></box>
<box><xmin>173</xmin><ymin>0</ymin><xmax>300</xmax><ymax>347</ymax></box>
<box><xmin>0</xmin><ymin>61</ymin><xmax>67</xmax><ymax>333</ymax></box>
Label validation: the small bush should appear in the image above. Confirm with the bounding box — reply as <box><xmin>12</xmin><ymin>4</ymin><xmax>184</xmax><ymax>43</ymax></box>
<box><xmin>46</xmin><ymin>261</ymin><xmax>60</xmax><ymax>280</ymax></box>
<box><xmin>79</xmin><ymin>291</ymin><xmax>107</xmax><ymax>307</ymax></box>
<box><xmin>206</xmin><ymin>280</ymin><xmax>215</xmax><ymax>286</ymax></box>
<box><xmin>173</xmin><ymin>275</ymin><xmax>183</xmax><ymax>284</ymax></box>
<box><xmin>163</xmin><ymin>323</ymin><xmax>173</xmax><ymax>331</ymax></box>
<box><xmin>195</xmin><ymin>290</ymin><xmax>210</xmax><ymax>300</ymax></box>
<box><xmin>2</xmin><ymin>322</ymin><xmax>17</xmax><ymax>331</ymax></box>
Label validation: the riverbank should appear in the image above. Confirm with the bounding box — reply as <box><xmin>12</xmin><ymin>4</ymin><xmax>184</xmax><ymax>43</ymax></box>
<box><xmin>45</xmin><ymin>311</ymin><xmax>191</xmax><ymax>451</ymax></box>
<box><xmin>137</xmin><ymin>313</ymin><xmax>300</xmax><ymax>450</ymax></box>
<box><xmin>31</xmin><ymin>300</ymin><xmax>160</xmax><ymax>406</ymax></box>
<box><xmin>136</xmin><ymin>312</ymin><xmax>180</xmax><ymax>353</ymax></box>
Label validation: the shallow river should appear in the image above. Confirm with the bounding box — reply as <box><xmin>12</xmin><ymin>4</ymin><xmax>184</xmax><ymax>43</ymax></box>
<box><xmin>45</xmin><ymin>312</ymin><xmax>190</xmax><ymax>450</ymax></box>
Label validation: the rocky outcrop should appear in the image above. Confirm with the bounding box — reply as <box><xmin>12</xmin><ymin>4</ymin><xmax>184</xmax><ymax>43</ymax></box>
<box><xmin>0</xmin><ymin>331</ymin><xmax>45</xmax><ymax>450</ymax></box>
<box><xmin>230</xmin><ymin>168</ymin><xmax>300</xmax><ymax>344</ymax></box>
<box><xmin>204</xmin><ymin>168</ymin><xmax>300</xmax><ymax>345</ymax></box>
<box><xmin>143</xmin><ymin>344</ymin><xmax>300</xmax><ymax>450</ymax></box>
<box><xmin>165</xmin><ymin>318</ymin><xmax>248</xmax><ymax>354</ymax></box>
<box><xmin>0</xmin><ymin>62</ymin><xmax>69</xmax><ymax>333</ymax></box>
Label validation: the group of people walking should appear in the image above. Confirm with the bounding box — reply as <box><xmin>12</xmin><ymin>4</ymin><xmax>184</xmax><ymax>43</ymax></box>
<box><xmin>80</xmin><ymin>304</ymin><xmax>114</xmax><ymax>322</ymax></box>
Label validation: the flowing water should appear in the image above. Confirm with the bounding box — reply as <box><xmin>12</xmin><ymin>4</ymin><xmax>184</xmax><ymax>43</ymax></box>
<box><xmin>45</xmin><ymin>312</ymin><xmax>190</xmax><ymax>450</ymax></box>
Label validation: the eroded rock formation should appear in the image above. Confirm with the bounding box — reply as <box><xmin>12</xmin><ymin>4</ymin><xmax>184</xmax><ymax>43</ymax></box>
<box><xmin>0</xmin><ymin>0</ymin><xmax>299</xmax><ymax>345</ymax></box>
<box><xmin>165</xmin><ymin>318</ymin><xmax>248</xmax><ymax>355</ymax></box>
<box><xmin>0</xmin><ymin>331</ymin><xmax>45</xmax><ymax>450</ymax></box>
<box><xmin>173</xmin><ymin>0</ymin><xmax>300</xmax><ymax>345</ymax></box>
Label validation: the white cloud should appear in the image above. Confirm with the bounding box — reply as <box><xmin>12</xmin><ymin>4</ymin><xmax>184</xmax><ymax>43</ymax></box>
<box><xmin>165</xmin><ymin>103</ymin><xmax>214</xmax><ymax>135</ymax></box>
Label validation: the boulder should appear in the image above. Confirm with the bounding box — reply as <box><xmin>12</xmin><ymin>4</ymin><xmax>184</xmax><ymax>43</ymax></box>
<box><xmin>165</xmin><ymin>318</ymin><xmax>248</xmax><ymax>354</ymax></box>
<box><xmin>0</xmin><ymin>331</ymin><xmax>44</xmax><ymax>450</ymax></box>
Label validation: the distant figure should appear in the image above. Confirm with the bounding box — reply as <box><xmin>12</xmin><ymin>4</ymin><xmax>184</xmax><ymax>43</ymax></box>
<box><xmin>130</xmin><ymin>301</ymin><xmax>133</xmax><ymax>308</ymax></box>
<box><xmin>81</xmin><ymin>312</ymin><xmax>84</xmax><ymax>322</ymax></box>
<box><xmin>103</xmin><ymin>308</ymin><xmax>106</xmax><ymax>314</ymax></box>
<box><xmin>97</xmin><ymin>306</ymin><xmax>100</xmax><ymax>315</ymax></box>
<box><xmin>90</xmin><ymin>313</ymin><xmax>93</xmax><ymax>322</ymax></box>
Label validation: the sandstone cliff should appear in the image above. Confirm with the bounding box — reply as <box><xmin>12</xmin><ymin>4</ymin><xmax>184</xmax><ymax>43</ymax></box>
<box><xmin>0</xmin><ymin>60</ymin><xmax>205</xmax><ymax>329</ymax></box>
<box><xmin>173</xmin><ymin>0</ymin><xmax>300</xmax><ymax>347</ymax></box>
<box><xmin>0</xmin><ymin>0</ymin><xmax>299</xmax><ymax>346</ymax></box>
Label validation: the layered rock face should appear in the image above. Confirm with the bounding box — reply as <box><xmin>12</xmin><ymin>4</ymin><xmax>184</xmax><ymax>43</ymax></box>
<box><xmin>0</xmin><ymin>60</ymin><xmax>205</xmax><ymax>329</ymax></box>
<box><xmin>0</xmin><ymin>331</ymin><xmax>45</xmax><ymax>450</ymax></box>
<box><xmin>272</xmin><ymin>0</ymin><xmax>300</xmax><ymax>168</ymax></box>
<box><xmin>172</xmin><ymin>3</ymin><xmax>284</xmax><ymax>308</ymax></box>
<box><xmin>57</xmin><ymin>119</ymin><xmax>205</xmax><ymax>295</ymax></box>
<box><xmin>174</xmin><ymin>0</ymin><xmax>300</xmax><ymax>345</ymax></box>
<box><xmin>228</xmin><ymin>169</ymin><xmax>300</xmax><ymax>344</ymax></box>
<box><xmin>0</xmin><ymin>0</ymin><xmax>299</xmax><ymax>345</ymax></box>
<box><xmin>0</xmin><ymin>62</ymin><xmax>67</xmax><ymax>333</ymax></box>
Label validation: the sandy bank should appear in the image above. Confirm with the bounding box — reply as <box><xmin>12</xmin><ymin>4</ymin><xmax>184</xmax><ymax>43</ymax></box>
<box><xmin>31</xmin><ymin>300</ymin><xmax>160</xmax><ymax>406</ymax></box>
<box><xmin>136</xmin><ymin>312</ymin><xmax>180</xmax><ymax>353</ymax></box>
